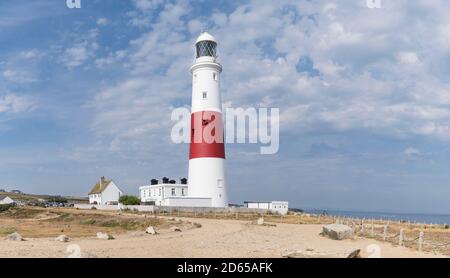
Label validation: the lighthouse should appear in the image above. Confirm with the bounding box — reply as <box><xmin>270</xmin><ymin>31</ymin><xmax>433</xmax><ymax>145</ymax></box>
<box><xmin>188</xmin><ymin>32</ymin><xmax>228</xmax><ymax>207</ymax></box>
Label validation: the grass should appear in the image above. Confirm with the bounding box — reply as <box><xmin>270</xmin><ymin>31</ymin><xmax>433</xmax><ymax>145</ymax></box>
<box><xmin>0</xmin><ymin>192</ymin><xmax>88</xmax><ymax>203</ymax></box>
<box><xmin>0</xmin><ymin>207</ymin><xmax>173</xmax><ymax>238</ymax></box>
<box><xmin>0</xmin><ymin>226</ymin><xmax>16</xmax><ymax>236</ymax></box>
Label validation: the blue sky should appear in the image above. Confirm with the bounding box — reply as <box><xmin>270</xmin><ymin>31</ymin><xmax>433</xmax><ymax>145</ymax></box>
<box><xmin>1</xmin><ymin>0</ymin><xmax>450</xmax><ymax>214</ymax></box>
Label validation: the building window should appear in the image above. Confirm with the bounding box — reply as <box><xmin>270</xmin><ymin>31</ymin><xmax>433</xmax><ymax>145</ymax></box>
<box><xmin>202</xmin><ymin>92</ymin><xmax>207</xmax><ymax>99</ymax></box>
<box><xmin>171</xmin><ymin>188</ymin><xmax>176</xmax><ymax>196</ymax></box>
<box><xmin>182</xmin><ymin>188</ymin><xmax>185</xmax><ymax>196</ymax></box>
<box><xmin>217</xmin><ymin>179</ymin><xmax>223</xmax><ymax>188</ymax></box>
<box><xmin>213</xmin><ymin>73</ymin><xmax>217</xmax><ymax>81</ymax></box>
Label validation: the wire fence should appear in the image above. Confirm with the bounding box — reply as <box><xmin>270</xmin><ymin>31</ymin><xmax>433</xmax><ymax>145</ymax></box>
<box><xmin>132</xmin><ymin>209</ymin><xmax>450</xmax><ymax>255</ymax></box>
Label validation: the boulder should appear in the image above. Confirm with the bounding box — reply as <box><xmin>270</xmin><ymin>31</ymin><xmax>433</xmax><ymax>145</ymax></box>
<box><xmin>347</xmin><ymin>249</ymin><xmax>362</xmax><ymax>258</ymax></box>
<box><xmin>56</xmin><ymin>235</ymin><xmax>70</xmax><ymax>242</ymax></box>
<box><xmin>6</xmin><ymin>232</ymin><xmax>23</xmax><ymax>241</ymax></box>
<box><xmin>322</xmin><ymin>224</ymin><xmax>353</xmax><ymax>240</ymax></box>
<box><xmin>145</xmin><ymin>226</ymin><xmax>158</xmax><ymax>235</ymax></box>
<box><xmin>170</xmin><ymin>226</ymin><xmax>182</xmax><ymax>232</ymax></box>
<box><xmin>193</xmin><ymin>222</ymin><xmax>202</xmax><ymax>228</ymax></box>
<box><xmin>96</xmin><ymin>232</ymin><xmax>114</xmax><ymax>240</ymax></box>
<box><xmin>257</xmin><ymin>218</ymin><xmax>264</xmax><ymax>225</ymax></box>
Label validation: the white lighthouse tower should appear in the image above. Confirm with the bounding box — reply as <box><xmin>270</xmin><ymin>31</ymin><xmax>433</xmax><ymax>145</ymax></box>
<box><xmin>188</xmin><ymin>32</ymin><xmax>228</xmax><ymax>207</ymax></box>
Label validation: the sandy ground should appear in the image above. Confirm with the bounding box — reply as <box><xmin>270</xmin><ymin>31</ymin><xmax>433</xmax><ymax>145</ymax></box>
<box><xmin>0</xmin><ymin>216</ymin><xmax>446</xmax><ymax>258</ymax></box>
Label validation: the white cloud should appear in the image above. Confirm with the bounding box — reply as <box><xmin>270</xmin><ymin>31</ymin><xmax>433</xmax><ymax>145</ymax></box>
<box><xmin>60</xmin><ymin>29</ymin><xmax>99</xmax><ymax>68</ymax></box>
<box><xmin>62</xmin><ymin>44</ymin><xmax>89</xmax><ymax>68</ymax></box>
<box><xmin>2</xmin><ymin>69</ymin><xmax>36</xmax><ymax>83</ymax></box>
<box><xmin>85</xmin><ymin>0</ymin><xmax>450</xmax><ymax>159</ymax></box>
<box><xmin>133</xmin><ymin>0</ymin><xmax>164</xmax><ymax>11</ymax></box>
<box><xmin>398</xmin><ymin>52</ymin><xmax>419</xmax><ymax>64</ymax></box>
<box><xmin>403</xmin><ymin>147</ymin><xmax>421</xmax><ymax>157</ymax></box>
<box><xmin>96</xmin><ymin>17</ymin><xmax>110</xmax><ymax>26</ymax></box>
<box><xmin>95</xmin><ymin>50</ymin><xmax>127</xmax><ymax>68</ymax></box>
<box><xmin>0</xmin><ymin>94</ymin><xmax>34</xmax><ymax>114</ymax></box>
<box><xmin>19</xmin><ymin>49</ymin><xmax>41</xmax><ymax>60</ymax></box>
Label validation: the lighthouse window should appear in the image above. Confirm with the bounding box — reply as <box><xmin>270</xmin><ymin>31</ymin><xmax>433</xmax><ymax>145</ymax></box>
<box><xmin>171</xmin><ymin>188</ymin><xmax>176</xmax><ymax>196</ymax></box>
<box><xmin>196</xmin><ymin>40</ymin><xmax>217</xmax><ymax>58</ymax></box>
<box><xmin>202</xmin><ymin>92</ymin><xmax>207</xmax><ymax>99</ymax></box>
<box><xmin>213</xmin><ymin>73</ymin><xmax>217</xmax><ymax>81</ymax></box>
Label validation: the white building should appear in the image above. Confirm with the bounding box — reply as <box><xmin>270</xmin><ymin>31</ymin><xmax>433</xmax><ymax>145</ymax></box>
<box><xmin>139</xmin><ymin>178</ymin><xmax>212</xmax><ymax>207</ymax></box>
<box><xmin>88</xmin><ymin>177</ymin><xmax>123</xmax><ymax>205</ymax></box>
<box><xmin>0</xmin><ymin>196</ymin><xmax>15</xmax><ymax>205</ymax></box>
<box><xmin>244</xmin><ymin>201</ymin><xmax>289</xmax><ymax>215</ymax></box>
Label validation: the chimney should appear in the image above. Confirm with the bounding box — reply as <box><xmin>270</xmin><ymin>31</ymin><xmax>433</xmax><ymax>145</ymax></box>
<box><xmin>100</xmin><ymin>176</ymin><xmax>106</xmax><ymax>189</ymax></box>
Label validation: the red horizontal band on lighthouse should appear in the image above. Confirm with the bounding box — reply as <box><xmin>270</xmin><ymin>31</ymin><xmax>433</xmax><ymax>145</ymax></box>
<box><xmin>189</xmin><ymin>111</ymin><xmax>225</xmax><ymax>159</ymax></box>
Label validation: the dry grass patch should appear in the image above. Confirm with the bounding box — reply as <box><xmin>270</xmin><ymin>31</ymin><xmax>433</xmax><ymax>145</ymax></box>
<box><xmin>0</xmin><ymin>207</ymin><xmax>185</xmax><ymax>238</ymax></box>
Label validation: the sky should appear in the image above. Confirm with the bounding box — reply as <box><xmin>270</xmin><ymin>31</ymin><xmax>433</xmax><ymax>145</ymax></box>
<box><xmin>1</xmin><ymin>0</ymin><xmax>450</xmax><ymax>214</ymax></box>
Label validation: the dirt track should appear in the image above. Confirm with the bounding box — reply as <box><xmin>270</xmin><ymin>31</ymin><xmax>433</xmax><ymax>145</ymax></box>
<box><xmin>0</xmin><ymin>215</ymin><xmax>446</xmax><ymax>258</ymax></box>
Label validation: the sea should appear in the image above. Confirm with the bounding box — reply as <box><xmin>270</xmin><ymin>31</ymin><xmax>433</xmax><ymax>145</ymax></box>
<box><xmin>303</xmin><ymin>209</ymin><xmax>450</xmax><ymax>225</ymax></box>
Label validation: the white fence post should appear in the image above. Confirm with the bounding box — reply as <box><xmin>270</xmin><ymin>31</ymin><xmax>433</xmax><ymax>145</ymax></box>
<box><xmin>371</xmin><ymin>222</ymin><xmax>374</xmax><ymax>237</ymax></box>
<box><xmin>418</xmin><ymin>231</ymin><xmax>424</xmax><ymax>252</ymax></box>
<box><xmin>399</xmin><ymin>228</ymin><xmax>404</xmax><ymax>246</ymax></box>
<box><xmin>383</xmin><ymin>225</ymin><xmax>388</xmax><ymax>241</ymax></box>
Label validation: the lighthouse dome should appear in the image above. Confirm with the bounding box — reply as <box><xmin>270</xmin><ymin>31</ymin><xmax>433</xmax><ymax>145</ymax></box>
<box><xmin>195</xmin><ymin>32</ymin><xmax>218</xmax><ymax>58</ymax></box>
<box><xmin>196</xmin><ymin>32</ymin><xmax>217</xmax><ymax>44</ymax></box>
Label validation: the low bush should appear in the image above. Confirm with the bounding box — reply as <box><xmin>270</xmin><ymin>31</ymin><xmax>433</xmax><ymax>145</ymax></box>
<box><xmin>119</xmin><ymin>195</ymin><xmax>140</xmax><ymax>206</ymax></box>
<box><xmin>0</xmin><ymin>204</ymin><xmax>14</xmax><ymax>213</ymax></box>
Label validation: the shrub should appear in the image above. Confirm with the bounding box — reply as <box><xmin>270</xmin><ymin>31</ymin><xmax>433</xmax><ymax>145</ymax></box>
<box><xmin>0</xmin><ymin>204</ymin><xmax>14</xmax><ymax>213</ymax></box>
<box><xmin>119</xmin><ymin>195</ymin><xmax>140</xmax><ymax>206</ymax></box>
<box><xmin>46</xmin><ymin>196</ymin><xmax>68</xmax><ymax>203</ymax></box>
<box><xmin>445</xmin><ymin>224</ymin><xmax>449</xmax><ymax>229</ymax></box>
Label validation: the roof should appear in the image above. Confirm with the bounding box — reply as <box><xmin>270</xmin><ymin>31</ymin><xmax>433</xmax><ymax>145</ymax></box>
<box><xmin>0</xmin><ymin>196</ymin><xmax>12</xmax><ymax>201</ymax></box>
<box><xmin>139</xmin><ymin>184</ymin><xmax>188</xmax><ymax>189</ymax></box>
<box><xmin>196</xmin><ymin>32</ymin><xmax>217</xmax><ymax>44</ymax></box>
<box><xmin>88</xmin><ymin>178</ymin><xmax>112</xmax><ymax>195</ymax></box>
<box><xmin>244</xmin><ymin>200</ymin><xmax>288</xmax><ymax>203</ymax></box>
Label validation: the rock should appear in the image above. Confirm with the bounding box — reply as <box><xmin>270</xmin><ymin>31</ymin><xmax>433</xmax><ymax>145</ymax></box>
<box><xmin>168</xmin><ymin>217</ymin><xmax>176</xmax><ymax>221</ymax></box>
<box><xmin>96</xmin><ymin>232</ymin><xmax>114</xmax><ymax>240</ymax></box>
<box><xmin>193</xmin><ymin>222</ymin><xmax>202</xmax><ymax>228</ymax></box>
<box><xmin>56</xmin><ymin>235</ymin><xmax>70</xmax><ymax>242</ymax></box>
<box><xmin>282</xmin><ymin>251</ymin><xmax>333</xmax><ymax>258</ymax></box>
<box><xmin>257</xmin><ymin>218</ymin><xmax>264</xmax><ymax>225</ymax></box>
<box><xmin>347</xmin><ymin>249</ymin><xmax>361</xmax><ymax>258</ymax></box>
<box><xmin>322</xmin><ymin>224</ymin><xmax>353</xmax><ymax>240</ymax></box>
<box><xmin>83</xmin><ymin>252</ymin><xmax>98</xmax><ymax>258</ymax></box>
<box><xmin>6</xmin><ymin>232</ymin><xmax>23</xmax><ymax>241</ymax></box>
<box><xmin>146</xmin><ymin>226</ymin><xmax>158</xmax><ymax>235</ymax></box>
<box><xmin>170</xmin><ymin>226</ymin><xmax>182</xmax><ymax>232</ymax></box>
